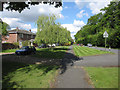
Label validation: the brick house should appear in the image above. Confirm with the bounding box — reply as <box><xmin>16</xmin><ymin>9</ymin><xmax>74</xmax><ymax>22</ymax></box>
<box><xmin>2</xmin><ymin>27</ymin><xmax>36</xmax><ymax>43</ymax></box>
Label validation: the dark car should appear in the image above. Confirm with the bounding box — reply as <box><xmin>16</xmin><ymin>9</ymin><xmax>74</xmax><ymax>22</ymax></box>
<box><xmin>15</xmin><ymin>46</ymin><xmax>36</xmax><ymax>55</ymax></box>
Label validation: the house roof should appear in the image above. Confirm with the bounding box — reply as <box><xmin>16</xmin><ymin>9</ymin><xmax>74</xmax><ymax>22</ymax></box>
<box><xmin>8</xmin><ymin>29</ymin><xmax>36</xmax><ymax>35</ymax></box>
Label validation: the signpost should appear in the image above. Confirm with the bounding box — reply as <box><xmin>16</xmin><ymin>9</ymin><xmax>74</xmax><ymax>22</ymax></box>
<box><xmin>103</xmin><ymin>31</ymin><xmax>108</xmax><ymax>50</ymax></box>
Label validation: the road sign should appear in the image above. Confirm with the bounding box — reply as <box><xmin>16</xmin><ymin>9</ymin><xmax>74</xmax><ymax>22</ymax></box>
<box><xmin>103</xmin><ymin>31</ymin><xmax>108</xmax><ymax>51</ymax></box>
<box><xmin>103</xmin><ymin>31</ymin><xmax>108</xmax><ymax>38</ymax></box>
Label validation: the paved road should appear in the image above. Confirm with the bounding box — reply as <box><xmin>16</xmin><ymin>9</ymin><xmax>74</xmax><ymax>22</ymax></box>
<box><xmin>55</xmin><ymin>46</ymin><xmax>119</xmax><ymax>88</ymax></box>
<box><xmin>74</xmin><ymin>54</ymin><xmax>118</xmax><ymax>67</ymax></box>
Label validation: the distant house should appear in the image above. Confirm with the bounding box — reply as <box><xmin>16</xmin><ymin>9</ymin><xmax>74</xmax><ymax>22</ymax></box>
<box><xmin>2</xmin><ymin>27</ymin><xmax>36</xmax><ymax>43</ymax></box>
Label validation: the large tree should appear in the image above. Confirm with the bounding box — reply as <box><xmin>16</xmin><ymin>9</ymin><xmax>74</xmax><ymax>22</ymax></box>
<box><xmin>75</xmin><ymin>0</ymin><xmax>120</xmax><ymax>48</ymax></box>
<box><xmin>35</xmin><ymin>15</ymin><xmax>72</xmax><ymax>46</ymax></box>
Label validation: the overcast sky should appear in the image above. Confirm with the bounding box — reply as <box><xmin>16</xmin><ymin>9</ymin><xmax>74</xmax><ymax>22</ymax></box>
<box><xmin>0</xmin><ymin>0</ymin><xmax>112</xmax><ymax>39</ymax></box>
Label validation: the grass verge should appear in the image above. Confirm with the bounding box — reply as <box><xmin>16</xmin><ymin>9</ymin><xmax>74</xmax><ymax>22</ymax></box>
<box><xmin>73</xmin><ymin>45</ymin><xmax>113</xmax><ymax>57</ymax></box>
<box><xmin>32</xmin><ymin>46</ymin><xmax>70</xmax><ymax>59</ymax></box>
<box><xmin>84</xmin><ymin>67</ymin><xmax>118</xmax><ymax>88</ymax></box>
<box><xmin>1</xmin><ymin>49</ymin><xmax>18</xmax><ymax>53</ymax></box>
<box><xmin>2</xmin><ymin>61</ymin><xmax>59</xmax><ymax>88</ymax></box>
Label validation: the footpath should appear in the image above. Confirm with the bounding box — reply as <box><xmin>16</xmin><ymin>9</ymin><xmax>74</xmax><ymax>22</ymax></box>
<box><xmin>55</xmin><ymin>46</ymin><xmax>93</xmax><ymax>88</ymax></box>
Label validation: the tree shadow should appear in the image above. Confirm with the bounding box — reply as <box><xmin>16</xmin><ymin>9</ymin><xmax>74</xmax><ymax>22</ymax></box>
<box><xmin>2</xmin><ymin>46</ymin><xmax>83</xmax><ymax>88</ymax></box>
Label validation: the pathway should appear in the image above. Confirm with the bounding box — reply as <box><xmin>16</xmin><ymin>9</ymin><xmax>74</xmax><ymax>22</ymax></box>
<box><xmin>55</xmin><ymin>46</ymin><xmax>119</xmax><ymax>88</ymax></box>
<box><xmin>55</xmin><ymin>46</ymin><xmax>93</xmax><ymax>88</ymax></box>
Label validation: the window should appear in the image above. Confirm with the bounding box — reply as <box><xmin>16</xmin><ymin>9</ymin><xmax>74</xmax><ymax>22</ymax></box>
<box><xmin>31</xmin><ymin>35</ymin><xmax>33</xmax><ymax>38</ymax></box>
<box><xmin>19</xmin><ymin>34</ymin><xmax>23</xmax><ymax>38</ymax></box>
<box><xmin>27</xmin><ymin>34</ymin><xmax>29</xmax><ymax>39</ymax></box>
<box><xmin>22</xmin><ymin>34</ymin><xmax>23</xmax><ymax>38</ymax></box>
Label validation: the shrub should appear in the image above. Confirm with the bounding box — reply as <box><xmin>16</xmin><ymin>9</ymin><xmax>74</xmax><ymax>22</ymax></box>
<box><xmin>2</xmin><ymin>43</ymin><xmax>18</xmax><ymax>50</ymax></box>
<box><xmin>13</xmin><ymin>42</ymin><xmax>19</xmax><ymax>46</ymax></box>
<box><xmin>22</xmin><ymin>40</ymin><xmax>30</xmax><ymax>46</ymax></box>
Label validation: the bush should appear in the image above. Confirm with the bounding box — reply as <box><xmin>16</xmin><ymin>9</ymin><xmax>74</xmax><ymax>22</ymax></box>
<box><xmin>2</xmin><ymin>43</ymin><xmax>18</xmax><ymax>50</ymax></box>
<box><xmin>13</xmin><ymin>42</ymin><xmax>19</xmax><ymax>46</ymax></box>
<box><xmin>22</xmin><ymin>40</ymin><xmax>30</xmax><ymax>46</ymax></box>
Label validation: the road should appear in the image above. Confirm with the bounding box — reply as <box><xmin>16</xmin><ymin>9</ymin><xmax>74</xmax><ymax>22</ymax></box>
<box><xmin>55</xmin><ymin>46</ymin><xmax>119</xmax><ymax>88</ymax></box>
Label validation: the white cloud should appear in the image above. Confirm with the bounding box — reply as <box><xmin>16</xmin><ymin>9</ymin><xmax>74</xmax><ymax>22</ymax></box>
<box><xmin>2</xmin><ymin>17</ymin><xmax>31</xmax><ymax>30</ymax></box>
<box><xmin>88</xmin><ymin>1</ymin><xmax>112</xmax><ymax>14</ymax></box>
<box><xmin>61</xmin><ymin>20</ymin><xmax>85</xmax><ymax>39</ymax></box>
<box><xmin>75</xmin><ymin>0</ymin><xmax>89</xmax><ymax>9</ymax></box>
<box><xmin>71</xmin><ymin>32</ymin><xmax>77</xmax><ymax>39</ymax></box>
<box><xmin>73</xmin><ymin>20</ymin><xmax>85</xmax><ymax>27</ymax></box>
<box><xmin>0</xmin><ymin>3</ymin><xmax>63</xmax><ymax>31</ymax></box>
<box><xmin>76</xmin><ymin>10</ymin><xmax>88</xmax><ymax>18</ymax></box>
<box><xmin>0</xmin><ymin>3</ymin><xmax>63</xmax><ymax>22</ymax></box>
<box><xmin>31</xmin><ymin>28</ymin><xmax>37</xmax><ymax>33</ymax></box>
<box><xmin>75</xmin><ymin>0</ymin><xmax>112</xmax><ymax>14</ymax></box>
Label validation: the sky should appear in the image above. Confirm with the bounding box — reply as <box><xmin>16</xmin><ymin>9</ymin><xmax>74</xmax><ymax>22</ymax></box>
<box><xmin>0</xmin><ymin>0</ymin><xmax>112</xmax><ymax>39</ymax></box>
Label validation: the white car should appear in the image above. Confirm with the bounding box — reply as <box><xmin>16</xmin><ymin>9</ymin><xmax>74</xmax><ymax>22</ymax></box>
<box><xmin>87</xmin><ymin>43</ymin><xmax>92</xmax><ymax>47</ymax></box>
<box><xmin>48</xmin><ymin>44</ymin><xmax>56</xmax><ymax>47</ymax></box>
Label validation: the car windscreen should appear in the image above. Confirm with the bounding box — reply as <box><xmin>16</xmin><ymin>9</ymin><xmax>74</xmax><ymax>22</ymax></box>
<box><xmin>20</xmin><ymin>47</ymin><xmax>28</xmax><ymax>50</ymax></box>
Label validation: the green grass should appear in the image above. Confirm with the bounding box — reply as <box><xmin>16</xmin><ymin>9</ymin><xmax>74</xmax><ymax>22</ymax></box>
<box><xmin>1</xmin><ymin>49</ymin><xmax>18</xmax><ymax>53</ymax></box>
<box><xmin>2</xmin><ymin>61</ymin><xmax>59</xmax><ymax>88</ymax></box>
<box><xmin>32</xmin><ymin>46</ymin><xmax>70</xmax><ymax>59</ymax></box>
<box><xmin>84</xmin><ymin>67</ymin><xmax>118</xmax><ymax>88</ymax></box>
<box><xmin>73</xmin><ymin>45</ymin><xmax>113</xmax><ymax>57</ymax></box>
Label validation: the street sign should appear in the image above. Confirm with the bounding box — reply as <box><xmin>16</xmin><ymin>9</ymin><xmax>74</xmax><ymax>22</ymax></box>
<box><xmin>103</xmin><ymin>31</ymin><xmax>108</xmax><ymax>51</ymax></box>
<box><xmin>103</xmin><ymin>31</ymin><xmax>108</xmax><ymax>38</ymax></box>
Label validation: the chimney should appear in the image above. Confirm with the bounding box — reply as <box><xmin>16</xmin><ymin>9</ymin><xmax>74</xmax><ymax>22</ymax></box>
<box><xmin>29</xmin><ymin>29</ymin><xmax>31</xmax><ymax>32</ymax></box>
<box><xmin>16</xmin><ymin>27</ymin><xmax>19</xmax><ymax>29</ymax></box>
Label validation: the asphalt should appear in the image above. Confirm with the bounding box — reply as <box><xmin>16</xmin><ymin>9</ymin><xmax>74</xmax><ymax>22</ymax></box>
<box><xmin>55</xmin><ymin>46</ymin><xmax>119</xmax><ymax>88</ymax></box>
<box><xmin>55</xmin><ymin>46</ymin><xmax>93</xmax><ymax>88</ymax></box>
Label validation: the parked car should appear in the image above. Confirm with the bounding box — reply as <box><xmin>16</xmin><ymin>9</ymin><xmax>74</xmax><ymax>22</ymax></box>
<box><xmin>87</xmin><ymin>43</ymin><xmax>92</xmax><ymax>47</ymax></box>
<box><xmin>38</xmin><ymin>44</ymin><xmax>48</xmax><ymax>48</ymax></box>
<box><xmin>48</xmin><ymin>44</ymin><xmax>56</xmax><ymax>47</ymax></box>
<box><xmin>15</xmin><ymin>46</ymin><xmax>36</xmax><ymax>55</ymax></box>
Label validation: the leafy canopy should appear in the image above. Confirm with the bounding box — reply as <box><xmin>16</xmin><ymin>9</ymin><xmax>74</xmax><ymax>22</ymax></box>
<box><xmin>35</xmin><ymin>14</ymin><xmax>72</xmax><ymax>45</ymax></box>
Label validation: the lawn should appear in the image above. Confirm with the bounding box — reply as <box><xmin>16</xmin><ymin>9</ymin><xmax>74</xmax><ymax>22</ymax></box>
<box><xmin>84</xmin><ymin>67</ymin><xmax>118</xmax><ymax>88</ymax></box>
<box><xmin>2</xmin><ymin>46</ymin><xmax>70</xmax><ymax>88</ymax></box>
<box><xmin>73</xmin><ymin>45</ymin><xmax>113</xmax><ymax>57</ymax></box>
<box><xmin>32</xmin><ymin>46</ymin><xmax>70</xmax><ymax>59</ymax></box>
<box><xmin>1</xmin><ymin>49</ymin><xmax>18</xmax><ymax>53</ymax></box>
<box><xmin>2</xmin><ymin>61</ymin><xmax>59</xmax><ymax>88</ymax></box>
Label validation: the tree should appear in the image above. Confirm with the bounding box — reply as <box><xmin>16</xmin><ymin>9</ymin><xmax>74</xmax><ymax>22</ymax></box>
<box><xmin>0</xmin><ymin>21</ymin><xmax>10</xmax><ymax>36</ymax></box>
<box><xmin>75</xmin><ymin>0</ymin><xmax>120</xmax><ymax>48</ymax></box>
<box><xmin>35</xmin><ymin>15</ymin><xmax>72</xmax><ymax>46</ymax></box>
<box><xmin>2</xmin><ymin>1</ymin><xmax>62</xmax><ymax>13</ymax></box>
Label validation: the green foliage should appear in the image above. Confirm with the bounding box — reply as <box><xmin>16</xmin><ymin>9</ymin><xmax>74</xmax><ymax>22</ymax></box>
<box><xmin>35</xmin><ymin>15</ymin><xmax>72</xmax><ymax>46</ymax></box>
<box><xmin>13</xmin><ymin>42</ymin><xmax>19</xmax><ymax>46</ymax></box>
<box><xmin>22</xmin><ymin>40</ymin><xmax>30</xmax><ymax>46</ymax></box>
<box><xmin>75</xmin><ymin>0</ymin><xmax>120</xmax><ymax>48</ymax></box>
<box><xmin>4</xmin><ymin>2</ymin><xmax>62</xmax><ymax>13</ymax></box>
<box><xmin>0</xmin><ymin>22</ymin><xmax>10</xmax><ymax>36</ymax></box>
